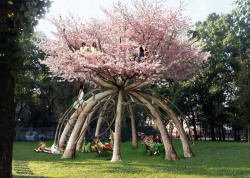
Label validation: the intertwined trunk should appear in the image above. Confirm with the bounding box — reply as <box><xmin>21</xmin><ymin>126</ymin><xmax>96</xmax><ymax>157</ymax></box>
<box><xmin>58</xmin><ymin>112</ymin><xmax>78</xmax><ymax>151</ymax></box>
<box><xmin>144</xmin><ymin>92</ymin><xmax>194</xmax><ymax>158</ymax></box>
<box><xmin>0</xmin><ymin>64</ymin><xmax>15</xmax><ymax>177</ymax></box>
<box><xmin>128</xmin><ymin>104</ymin><xmax>138</xmax><ymax>148</ymax></box>
<box><xmin>111</xmin><ymin>90</ymin><xmax>123</xmax><ymax>162</ymax></box>
<box><xmin>62</xmin><ymin>90</ymin><xmax>115</xmax><ymax>158</ymax></box>
<box><xmin>76</xmin><ymin>107</ymin><xmax>99</xmax><ymax>150</ymax></box>
<box><xmin>95</xmin><ymin>95</ymin><xmax>116</xmax><ymax>138</ymax></box>
<box><xmin>57</xmin><ymin>79</ymin><xmax>193</xmax><ymax>161</ymax></box>
<box><xmin>130</xmin><ymin>91</ymin><xmax>178</xmax><ymax>160</ymax></box>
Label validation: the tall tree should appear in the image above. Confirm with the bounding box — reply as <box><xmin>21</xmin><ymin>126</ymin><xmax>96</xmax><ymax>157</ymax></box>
<box><xmin>189</xmin><ymin>0</ymin><xmax>249</xmax><ymax>140</ymax></box>
<box><xmin>0</xmin><ymin>1</ymin><xmax>50</xmax><ymax>177</ymax></box>
<box><xmin>38</xmin><ymin>0</ymin><xmax>209</xmax><ymax>161</ymax></box>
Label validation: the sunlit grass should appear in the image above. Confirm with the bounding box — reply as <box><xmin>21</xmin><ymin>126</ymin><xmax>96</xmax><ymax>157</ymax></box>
<box><xmin>12</xmin><ymin>141</ymin><xmax>250</xmax><ymax>177</ymax></box>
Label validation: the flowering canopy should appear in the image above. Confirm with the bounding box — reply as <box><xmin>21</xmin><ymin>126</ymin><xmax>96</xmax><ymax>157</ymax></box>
<box><xmin>38</xmin><ymin>0</ymin><xmax>210</xmax><ymax>85</ymax></box>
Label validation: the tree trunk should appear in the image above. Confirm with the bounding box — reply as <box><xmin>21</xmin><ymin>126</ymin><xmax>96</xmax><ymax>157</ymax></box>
<box><xmin>128</xmin><ymin>104</ymin><xmax>138</xmax><ymax>148</ymax></box>
<box><xmin>58</xmin><ymin>112</ymin><xmax>78</xmax><ymax>151</ymax></box>
<box><xmin>221</xmin><ymin>122</ymin><xmax>225</xmax><ymax>141</ymax></box>
<box><xmin>76</xmin><ymin>104</ymin><xmax>100</xmax><ymax>150</ymax></box>
<box><xmin>218</xmin><ymin>125</ymin><xmax>222</xmax><ymax>141</ymax></box>
<box><xmin>95</xmin><ymin>95</ymin><xmax>116</xmax><ymax>137</ymax></box>
<box><xmin>130</xmin><ymin>91</ymin><xmax>178</xmax><ymax>160</ymax></box>
<box><xmin>62</xmin><ymin>90</ymin><xmax>115</xmax><ymax>158</ymax></box>
<box><xmin>248</xmin><ymin>123</ymin><xmax>250</xmax><ymax>146</ymax></box>
<box><xmin>142</xmin><ymin>92</ymin><xmax>194</xmax><ymax>158</ymax></box>
<box><xmin>210</xmin><ymin>119</ymin><xmax>216</xmax><ymax>141</ymax></box>
<box><xmin>59</xmin><ymin>93</ymin><xmax>102</xmax><ymax>151</ymax></box>
<box><xmin>191</xmin><ymin>114</ymin><xmax>198</xmax><ymax>141</ymax></box>
<box><xmin>111</xmin><ymin>90</ymin><xmax>123</xmax><ymax>162</ymax></box>
<box><xmin>0</xmin><ymin>64</ymin><xmax>15</xmax><ymax>177</ymax></box>
<box><xmin>76</xmin><ymin>99</ymin><xmax>105</xmax><ymax>150</ymax></box>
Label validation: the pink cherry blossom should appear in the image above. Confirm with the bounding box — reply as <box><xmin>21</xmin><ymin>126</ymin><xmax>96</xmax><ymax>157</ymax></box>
<box><xmin>37</xmin><ymin>0</ymin><xmax>210</xmax><ymax>85</ymax></box>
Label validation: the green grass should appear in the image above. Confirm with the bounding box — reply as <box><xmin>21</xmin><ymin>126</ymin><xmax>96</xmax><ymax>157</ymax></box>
<box><xmin>12</xmin><ymin>141</ymin><xmax>250</xmax><ymax>178</ymax></box>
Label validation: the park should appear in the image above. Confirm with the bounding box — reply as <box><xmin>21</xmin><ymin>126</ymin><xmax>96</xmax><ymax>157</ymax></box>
<box><xmin>0</xmin><ymin>0</ymin><xmax>249</xmax><ymax>177</ymax></box>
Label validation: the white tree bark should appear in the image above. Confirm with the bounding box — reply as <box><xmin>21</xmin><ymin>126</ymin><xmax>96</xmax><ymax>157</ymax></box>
<box><xmin>129</xmin><ymin>91</ymin><xmax>178</xmax><ymax>160</ymax></box>
<box><xmin>95</xmin><ymin>95</ymin><xmax>116</xmax><ymax>137</ymax></box>
<box><xmin>58</xmin><ymin>112</ymin><xmax>79</xmax><ymax>151</ymax></box>
<box><xmin>124</xmin><ymin>80</ymin><xmax>151</xmax><ymax>91</ymax></box>
<box><xmin>58</xmin><ymin>94</ymin><xmax>99</xmax><ymax>151</ymax></box>
<box><xmin>92</xmin><ymin>77</ymin><xmax>117</xmax><ymax>89</ymax></box>
<box><xmin>143</xmin><ymin>92</ymin><xmax>194</xmax><ymax>157</ymax></box>
<box><xmin>62</xmin><ymin>90</ymin><xmax>115</xmax><ymax>158</ymax></box>
<box><xmin>76</xmin><ymin>100</ymin><xmax>103</xmax><ymax>150</ymax></box>
<box><xmin>128</xmin><ymin>104</ymin><xmax>138</xmax><ymax>148</ymax></box>
<box><xmin>111</xmin><ymin>90</ymin><xmax>123</xmax><ymax>162</ymax></box>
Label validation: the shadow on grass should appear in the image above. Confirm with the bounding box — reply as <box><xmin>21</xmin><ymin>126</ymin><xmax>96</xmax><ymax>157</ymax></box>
<box><xmin>13</xmin><ymin>176</ymin><xmax>49</xmax><ymax>178</ymax></box>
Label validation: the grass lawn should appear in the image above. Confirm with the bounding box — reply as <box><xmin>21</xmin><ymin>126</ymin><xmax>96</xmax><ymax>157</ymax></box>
<box><xmin>12</xmin><ymin>140</ymin><xmax>250</xmax><ymax>178</ymax></box>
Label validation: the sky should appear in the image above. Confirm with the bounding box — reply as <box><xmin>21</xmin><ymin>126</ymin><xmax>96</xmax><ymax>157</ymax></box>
<box><xmin>36</xmin><ymin>0</ymin><xmax>236</xmax><ymax>36</ymax></box>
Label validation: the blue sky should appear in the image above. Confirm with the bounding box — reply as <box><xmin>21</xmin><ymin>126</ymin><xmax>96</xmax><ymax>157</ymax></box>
<box><xmin>36</xmin><ymin>0</ymin><xmax>236</xmax><ymax>36</ymax></box>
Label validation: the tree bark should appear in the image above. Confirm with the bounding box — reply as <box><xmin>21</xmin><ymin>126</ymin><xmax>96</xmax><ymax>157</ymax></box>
<box><xmin>128</xmin><ymin>104</ymin><xmax>138</xmax><ymax>148</ymax></box>
<box><xmin>221</xmin><ymin>122</ymin><xmax>225</xmax><ymax>141</ymax></box>
<box><xmin>76</xmin><ymin>101</ymin><xmax>102</xmax><ymax>150</ymax></box>
<box><xmin>111</xmin><ymin>90</ymin><xmax>123</xmax><ymax>162</ymax></box>
<box><xmin>141</xmin><ymin>92</ymin><xmax>194</xmax><ymax>158</ymax></box>
<box><xmin>248</xmin><ymin>123</ymin><xmax>250</xmax><ymax>146</ymax></box>
<box><xmin>191</xmin><ymin>113</ymin><xmax>198</xmax><ymax>141</ymax></box>
<box><xmin>59</xmin><ymin>92</ymin><xmax>105</xmax><ymax>151</ymax></box>
<box><xmin>124</xmin><ymin>80</ymin><xmax>151</xmax><ymax>91</ymax></box>
<box><xmin>58</xmin><ymin>112</ymin><xmax>78</xmax><ymax>151</ymax></box>
<box><xmin>62</xmin><ymin>90</ymin><xmax>115</xmax><ymax>158</ymax></box>
<box><xmin>210</xmin><ymin>118</ymin><xmax>216</xmax><ymax>141</ymax></box>
<box><xmin>95</xmin><ymin>95</ymin><xmax>116</xmax><ymax>137</ymax></box>
<box><xmin>76</xmin><ymin>99</ymin><xmax>106</xmax><ymax>150</ymax></box>
<box><xmin>130</xmin><ymin>91</ymin><xmax>178</xmax><ymax>160</ymax></box>
<box><xmin>0</xmin><ymin>64</ymin><xmax>15</xmax><ymax>177</ymax></box>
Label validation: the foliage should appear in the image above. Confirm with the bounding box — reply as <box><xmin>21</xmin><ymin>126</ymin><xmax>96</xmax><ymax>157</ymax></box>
<box><xmin>37</xmin><ymin>0</ymin><xmax>209</xmax><ymax>85</ymax></box>
<box><xmin>14</xmin><ymin>32</ymin><xmax>77</xmax><ymax>127</ymax></box>
<box><xmin>1</xmin><ymin>0</ymin><xmax>51</xmax><ymax>72</ymax></box>
<box><xmin>186</xmin><ymin>0</ymin><xmax>249</xmax><ymax>140</ymax></box>
<box><xmin>12</xmin><ymin>141</ymin><xmax>250</xmax><ymax>177</ymax></box>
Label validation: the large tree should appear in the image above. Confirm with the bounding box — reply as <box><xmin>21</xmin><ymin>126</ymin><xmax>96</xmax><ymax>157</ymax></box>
<box><xmin>0</xmin><ymin>0</ymin><xmax>50</xmax><ymax>177</ymax></box>
<box><xmin>15</xmin><ymin>33</ymin><xmax>76</xmax><ymax>127</ymax></box>
<box><xmin>188</xmin><ymin>0</ymin><xmax>249</xmax><ymax>140</ymax></box>
<box><xmin>38</xmin><ymin>0</ymin><xmax>209</xmax><ymax>161</ymax></box>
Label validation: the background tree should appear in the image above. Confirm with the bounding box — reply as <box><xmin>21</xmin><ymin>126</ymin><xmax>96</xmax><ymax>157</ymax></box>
<box><xmin>0</xmin><ymin>0</ymin><xmax>50</xmax><ymax>176</ymax></box>
<box><xmin>15</xmin><ymin>33</ymin><xmax>76</xmax><ymax>127</ymax></box>
<box><xmin>188</xmin><ymin>0</ymin><xmax>249</xmax><ymax>140</ymax></box>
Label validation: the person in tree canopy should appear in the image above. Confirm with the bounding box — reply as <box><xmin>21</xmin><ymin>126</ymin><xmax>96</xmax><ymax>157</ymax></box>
<box><xmin>80</xmin><ymin>42</ymin><xmax>90</xmax><ymax>54</ymax></box>
<box><xmin>138</xmin><ymin>46</ymin><xmax>145</xmax><ymax>62</ymax></box>
<box><xmin>91</xmin><ymin>42</ymin><xmax>97</xmax><ymax>53</ymax></box>
<box><xmin>73</xmin><ymin>84</ymin><xmax>87</xmax><ymax>114</ymax></box>
<box><xmin>144</xmin><ymin>47</ymin><xmax>150</xmax><ymax>57</ymax></box>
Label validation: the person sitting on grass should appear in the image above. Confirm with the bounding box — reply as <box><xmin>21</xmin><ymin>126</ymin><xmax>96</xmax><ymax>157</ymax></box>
<box><xmin>34</xmin><ymin>139</ymin><xmax>46</xmax><ymax>152</ymax></box>
<box><xmin>92</xmin><ymin>137</ymin><xmax>113</xmax><ymax>154</ymax></box>
<box><xmin>153</xmin><ymin>135</ymin><xmax>163</xmax><ymax>155</ymax></box>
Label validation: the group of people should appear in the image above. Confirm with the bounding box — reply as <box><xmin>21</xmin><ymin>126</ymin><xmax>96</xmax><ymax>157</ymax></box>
<box><xmin>80</xmin><ymin>42</ymin><xmax>97</xmax><ymax>54</ymax></box>
<box><xmin>141</xmin><ymin>134</ymin><xmax>163</xmax><ymax>156</ymax></box>
<box><xmin>80</xmin><ymin>41</ymin><xmax>150</xmax><ymax>62</ymax></box>
<box><xmin>91</xmin><ymin>137</ymin><xmax>113</xmax><ymax>153</ymax></box>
